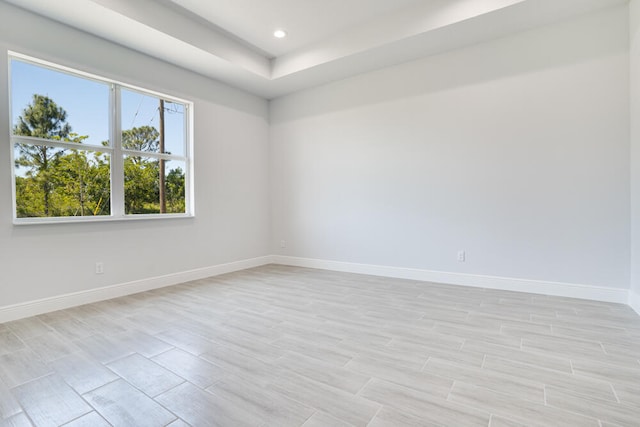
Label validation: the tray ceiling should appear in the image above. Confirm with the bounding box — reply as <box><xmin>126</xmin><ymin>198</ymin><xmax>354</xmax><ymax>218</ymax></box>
<box><xmin>3</xmin><ymin>0</ymin><xmax>627</xmax><ymax>98</ymax></box>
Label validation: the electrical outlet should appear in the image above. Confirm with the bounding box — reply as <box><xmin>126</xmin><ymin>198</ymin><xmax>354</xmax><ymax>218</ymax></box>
<box><xmin>280</xmin><ymin>240</ymin><xmax>286</xmax><ymax>248</ymax></box>
<box><xmin>95</xmin><ymin>262</ymin><xmax>104</xmax><ymax>274</ymax></box>
<box><xmin>457</xmin><ymin>251</ymin><xmax>466</xmax><ymax>262</ymax></box>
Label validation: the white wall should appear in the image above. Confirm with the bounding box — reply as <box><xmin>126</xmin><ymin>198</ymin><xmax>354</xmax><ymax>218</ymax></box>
<box><xmin>0</xmin><ymin>2</ymin><xmax>271</xmax><ymax>308</ymax></box>
<box><xmin>271</xmin><ymin>6</ymin><xmax>630</xmax><ymax>291</ymax></box>
<box><xmin>631</xmin><ymin>0</ymin><xmax>640</xmax><ymax>314</ymax></box>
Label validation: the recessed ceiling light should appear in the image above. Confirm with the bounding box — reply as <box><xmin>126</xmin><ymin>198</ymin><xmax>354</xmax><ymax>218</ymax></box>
<box><xmin>273</xmin><ymin>29</ymin><xmax>287</xmax><ymax>39</ymax></box>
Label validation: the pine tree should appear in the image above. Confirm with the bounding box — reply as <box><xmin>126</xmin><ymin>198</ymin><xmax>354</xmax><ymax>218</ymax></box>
<box><xmin>14</xmin><ymin>94</ymin><xmax>73</xmax><ymax>215</ymax></box>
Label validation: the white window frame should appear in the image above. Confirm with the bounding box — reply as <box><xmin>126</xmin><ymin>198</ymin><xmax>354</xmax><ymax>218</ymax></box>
<box><xmin>8</xmin><ymin>52</ymin><xmax>195</xmax><ymax>224</ymax></box>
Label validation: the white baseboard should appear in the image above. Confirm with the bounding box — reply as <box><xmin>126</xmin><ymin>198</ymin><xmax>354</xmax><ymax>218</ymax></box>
<box><xmin>272</xmin><ymin>255</ymin><xmax>630</xmax><ymax>304</ymax></box>
<box><xmin>630</xmin><ymin>289</ymin><xmax>640</xmax><ymax>316</ymax></box>
<box><xmin>1</xmin><ymin>254</ymin><xmax>633</xmax><ymax>323</ymax></box>
<box><xmin>0</xmin><ymin>255</ymin><xmax>274</xmax><ymax>323</ymax></box>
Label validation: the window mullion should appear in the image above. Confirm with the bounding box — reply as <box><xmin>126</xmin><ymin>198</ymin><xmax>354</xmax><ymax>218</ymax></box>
<box><xmin>11</xmin><ymin>135</ymin><xmax>114</xmax><ymax>154</ymax></box>
<box><xmin>120</xmin><ymin>150</ymin><xmax>185</xmax><ymax>162</ymax></box>
<box><xmin>110</xmin><ymin>84</ymin><xmax>125</xmax><ymax>218</ymax></box>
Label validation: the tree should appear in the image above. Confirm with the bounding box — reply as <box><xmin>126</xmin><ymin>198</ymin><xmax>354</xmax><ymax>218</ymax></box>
<box><xmin>14</xmin><ymin>94</ymin><xmax>74</xmax><ymax>215</ymax></box>
<box><xmin>15</xmin><ymin>175</ymin><xmax>45</xmax><ymax>217</ymax></box>
<box><xmin>124</xmin><ymin>156</ymin><xmax>159</xmax><ymax>214</ymax></box>
<box><xmin>13</xmin><ymin>95</ymin><xmax>109</xmax><ymax>218</ymax></box>
<box><xmin>120</xmin><ymin>125</ymin><xmax>178</xmax><ymax>214</ymax></box>
<box><xmin>122</xmin><ymin>125</ymin><xmax>159</xmax><ymax>154</ymax></box>
<box><xmin>166</xmin><ymin>167</ymin><xmax>185</xmax><ymax>213</ymax></box>
<box><xmin>121</xmin><ymin>125</ymin><xmax>162</xmax><ymax>213</ymax></box>
<box><xmin>53</xmin><ymin>150</ymin><xmax>110</xmax><ymax>216</ymax></box>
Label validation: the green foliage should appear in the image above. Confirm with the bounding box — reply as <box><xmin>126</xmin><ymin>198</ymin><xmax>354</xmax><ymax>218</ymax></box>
<box><xmin>124</xmin><ymin>158</ymin><xmax>185</xmax><ymax>214</ymax></box>
<box><xmin>124</xmin><ymin>156</ymin><xmax>159</xmax><ymax>214</ymax></box>
<box><xmin>122</xmin><ymin>126</ymin><xmax>184</xmax><ymax>214</ymax></box>
<box><xmin>14</xmin><ymin>95</ymin><xmax>185</xmax><ymax>218</ymax></box>
<box><xmin>165</xmin><ymin>167</ymin><xmax>186</xmax><ymax>213</ymax></box>
<box><xmin>166</xmin><ymin>167</ymin><xmax>186</xmax><ymax>213</ymax></box>
<box><xmin>15</xmin><ymin>176</ymin><xmax>45</xmax><ymax>218</ymax></box>
<box><xmin>53</xmin><ymin>150</ymin><xmax>111</xmax><ymax>216</ymax></box>
<box><xmin>15</xmin><ymin>142</ymin><xmax>112</xmax><ymax>218</ymax></box>
<box><xmin>13</xmin><ymin>95</ymin><xmax>103</xmax><ymax>217</ymax></box>
<box><xmin>14</xmin><ymin>94</ymin><xmax>72</xmax><ymax>139</ymax></box>
<box><xmin>122</xmin><ymin>125</ymin><xmax>160</xmax><ymax>153</ymax></box>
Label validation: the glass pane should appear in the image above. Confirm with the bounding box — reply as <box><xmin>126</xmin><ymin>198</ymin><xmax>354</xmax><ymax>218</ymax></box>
<box><xmin>11</xmin><ymin>60</ymin><xmax>110</xmax><ymax>147</ymax></box>
<box><xmin>164</xmin><ymin>160</ymin><xmax>186</xmax><ymax>214</ymax></box>
<box><xmin>124</xmin><ymin>155</ymin><xmax>186</xmax><ymax>215</ymax></box>
<box><xmin>14</xmin><ymin>143</ymin><xmax>111</xmax><ymax>218</ymax></box>
<box><xmin>121</xmin><ymin>89</ymin><xmax>185</xmax><ymax>156</ymax></box>
<box><xmin>164</xmin><ymin>101</ymin><xmax>186</xmax><ymax>157</ymax></box>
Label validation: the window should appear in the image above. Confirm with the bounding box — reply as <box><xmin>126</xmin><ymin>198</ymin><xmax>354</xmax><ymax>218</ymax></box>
<box><xmin>9</xmin><ymin>53</ymin><xmax>193</xmax><ymax>223</ymax></box>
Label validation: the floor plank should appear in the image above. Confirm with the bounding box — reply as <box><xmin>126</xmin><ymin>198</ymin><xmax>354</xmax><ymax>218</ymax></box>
<box><xmin>12</xmin><ymin>375</ymin><xmax>91</xmax><ymax>427</ymax></box>
<box><xmin>83</xmin><ymin>379</ymin><xmax>176</xmax><ymax>427</ymax></box>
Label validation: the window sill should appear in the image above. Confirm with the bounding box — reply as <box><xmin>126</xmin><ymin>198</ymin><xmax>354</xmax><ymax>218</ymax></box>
<box><xmin>13</xmin><ymin>213</ymin><xmax>195</xmax><ymax>226</ymax></box>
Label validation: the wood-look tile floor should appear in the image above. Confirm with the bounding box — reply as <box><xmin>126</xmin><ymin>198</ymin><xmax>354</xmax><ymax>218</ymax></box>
<box><xmin>1</xmin><ymin>264</ymin><xmax>640</xmax><ymax>427</ymax></box>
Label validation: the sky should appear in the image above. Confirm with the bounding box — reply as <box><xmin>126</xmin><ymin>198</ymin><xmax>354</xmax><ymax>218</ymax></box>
<box><xmin>11</xmin><ymin>59</ymin><xmax>186</xmax><ymax>155</ymax></box>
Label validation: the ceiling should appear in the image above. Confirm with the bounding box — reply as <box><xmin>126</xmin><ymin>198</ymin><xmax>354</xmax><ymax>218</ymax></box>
<box><xmin>4</xmin><ymin>0</ymin><xmax>628</xmax><ymax>99</ymax></box>
<box><xmin>166</xmin><ymin>0</ymin><xmax>427</xmax><ymax>58</ymax></box>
